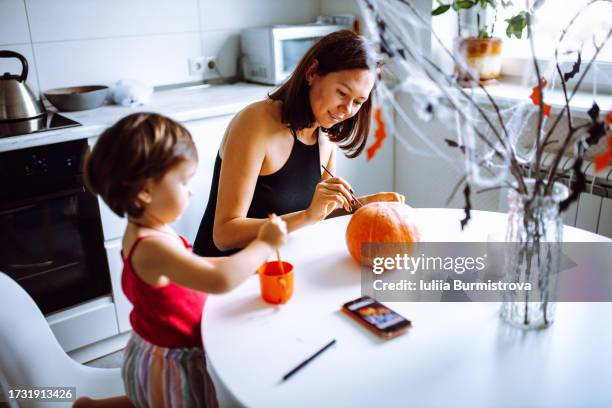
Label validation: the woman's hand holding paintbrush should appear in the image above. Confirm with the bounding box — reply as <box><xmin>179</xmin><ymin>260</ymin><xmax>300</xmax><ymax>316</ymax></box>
<box><xmin>321</xmin><ymin>165</ymin><xmax>363</xmax><ymax>211</ymax></box>
<box><xmin>319</xmin><ymin>165</ymin><xmax>406</xmax><ymax>217</ymax></box>
<box><xmin>303</xmin><ymin>166</ymin><xmax>358</xmax><ymax>222</ymax></box>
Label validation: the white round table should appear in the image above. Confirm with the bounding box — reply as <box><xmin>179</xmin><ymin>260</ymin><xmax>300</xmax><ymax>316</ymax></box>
<box><xmin>202</xmin><ymin>209</ymin><xmax>612</xmax><ymax>408</ymax></box>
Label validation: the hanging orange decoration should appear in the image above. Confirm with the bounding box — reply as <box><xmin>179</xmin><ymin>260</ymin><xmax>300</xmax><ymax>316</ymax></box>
<box><xmin>366</xmin><ymin>107</ymin><xmax>387</xmax><ymax>161</ymax></box>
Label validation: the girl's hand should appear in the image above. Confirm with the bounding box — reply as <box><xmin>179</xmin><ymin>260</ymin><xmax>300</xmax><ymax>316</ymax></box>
<box><xmin>359</xmin><ymin>192</ymin><xmax>405</xmax><ymax>207</ymax></box>
<box><xmin>257</xmin><ymin>214</ymin><xmax>288</xmax><ymax>248</ymax></box>
<box><xmin>305</xmin><ymin>177</ymin><xmax>353</xmax><ymax>222</ymax></box>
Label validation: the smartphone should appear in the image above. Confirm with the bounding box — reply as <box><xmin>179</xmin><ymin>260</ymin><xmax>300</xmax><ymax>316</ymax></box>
<box><xmin>342</xmin><ymin>296</ymin><xmax>412</xmax><ymax>339</ymax></box>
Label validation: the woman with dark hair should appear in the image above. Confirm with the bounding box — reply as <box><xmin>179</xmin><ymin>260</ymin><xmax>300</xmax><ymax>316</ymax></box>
<box><xmin>193</xmin><ymin>30</ymin><xmax>404</xmax><ymax>257</ymax></box>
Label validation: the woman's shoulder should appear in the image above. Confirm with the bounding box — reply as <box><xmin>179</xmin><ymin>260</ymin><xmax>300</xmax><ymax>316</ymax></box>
<box><xmin>220</xmin><ymin>99</ymin><xmax>284</xmax><ymax>157</ymax></box>
<box><xmin>235</xmin><ymin>99</ymin><xmax>281</xmax><ymax>127</ymax></box>
<box><xmin>226</xmin><ymin>99</ymin><xmax>286</xmax><ymax>144</ymax></box>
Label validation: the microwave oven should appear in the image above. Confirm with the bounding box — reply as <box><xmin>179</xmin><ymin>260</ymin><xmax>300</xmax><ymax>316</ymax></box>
<box><xmin>241</xmin><ymin>24</ymin><xmax>346</xmax><ymax>85</ymax></box>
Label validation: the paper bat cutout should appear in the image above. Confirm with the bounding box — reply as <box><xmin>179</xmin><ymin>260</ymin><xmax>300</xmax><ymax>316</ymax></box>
<box><xmin>366</xmin><ymin>108</ymin><xmax>387</xmax><ymax>161</ymax></box>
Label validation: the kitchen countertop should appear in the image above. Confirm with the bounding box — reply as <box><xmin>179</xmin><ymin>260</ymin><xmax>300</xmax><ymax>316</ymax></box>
<box><xmin>0</xmin><ymin>82</ymin><xmax>273</xmax><ymax>153</ymax></box>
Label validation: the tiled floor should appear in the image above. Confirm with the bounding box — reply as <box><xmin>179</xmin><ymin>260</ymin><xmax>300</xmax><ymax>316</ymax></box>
<box><xmin>85</xmin><ymin>349</ymin><xmax>124</xmax><ymax>368</ymax></box>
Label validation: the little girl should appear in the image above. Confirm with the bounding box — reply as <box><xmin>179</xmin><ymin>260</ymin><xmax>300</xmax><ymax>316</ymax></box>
<box><xmin>83</xmin><ymin>112</ymin><xmax>287</xmax><ymax>407</ymax></box>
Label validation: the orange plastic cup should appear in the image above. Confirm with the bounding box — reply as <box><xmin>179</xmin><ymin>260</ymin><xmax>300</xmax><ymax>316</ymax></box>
<box><xmin>258</xmin><ymin>261</ymin><xmax>294</xmax><ymax>304</ymax></box>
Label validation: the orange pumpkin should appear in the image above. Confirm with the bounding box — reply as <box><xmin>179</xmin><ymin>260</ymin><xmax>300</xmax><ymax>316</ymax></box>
<box><xmin>345</xmin><ymin>202</ymin><xmax>421</xmax><ymax>266</ymax></box>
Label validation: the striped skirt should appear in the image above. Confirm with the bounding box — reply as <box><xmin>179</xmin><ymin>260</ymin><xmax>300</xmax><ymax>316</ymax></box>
<box><xmin>122</xmin><ymin>332</ymin><xmax>218</xmax><ymax>408</ymax></box>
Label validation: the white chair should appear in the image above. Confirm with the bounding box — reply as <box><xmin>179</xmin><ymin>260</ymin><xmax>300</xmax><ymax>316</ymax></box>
<box><xmin>0</xmin><ymin>272</ymin><xmax>124</xmax><ymax>407</ymax></box>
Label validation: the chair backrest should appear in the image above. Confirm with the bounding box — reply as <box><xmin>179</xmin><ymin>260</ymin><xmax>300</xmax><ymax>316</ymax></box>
<box><xmin>0</xmin><ymin>272</ymin><xmax>78</xmax><ymax>390</ymax></box>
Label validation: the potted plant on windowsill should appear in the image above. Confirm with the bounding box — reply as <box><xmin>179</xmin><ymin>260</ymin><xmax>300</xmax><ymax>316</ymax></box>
<box><xmin>432</xmin><ymin>0</ymin><xmax>529</xmax><ymax>85</ymax></box>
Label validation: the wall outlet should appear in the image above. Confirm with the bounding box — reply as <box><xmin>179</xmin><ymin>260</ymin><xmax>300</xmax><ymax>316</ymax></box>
<box><xmin>188</xmin><ymin>56</ymin><xmax>218</xmax><ymax>78</ymax></box>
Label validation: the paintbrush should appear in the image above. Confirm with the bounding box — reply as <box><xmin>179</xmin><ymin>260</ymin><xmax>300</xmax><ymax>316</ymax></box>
<box><xmin>320</xmin><ymin>164</ymin><xmax>364</xmax><ymax>211</ymax></box>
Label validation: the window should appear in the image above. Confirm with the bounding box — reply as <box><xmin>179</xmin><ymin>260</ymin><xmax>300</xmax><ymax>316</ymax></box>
<box><xmin>499</xmin><ymin>0</ymin><xmax>611</xmax><ymax>62</ymax></box>
<box><xmin>498</xmin><ymin>0</ymin><xmax>611</xmax><ymax>92</ymax></box>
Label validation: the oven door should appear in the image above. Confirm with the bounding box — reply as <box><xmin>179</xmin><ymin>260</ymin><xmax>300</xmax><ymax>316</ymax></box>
<box><xmin>0</xmin><ymin>185</ymin><xmax>111</xmax><ymax>315</ymax></box>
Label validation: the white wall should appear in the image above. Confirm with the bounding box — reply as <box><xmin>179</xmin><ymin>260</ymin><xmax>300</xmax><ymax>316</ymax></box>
<box><xmin>0</xmin><ymin>0</ymin><xmax>319</xmax><ymax>94</ymax></box>
<box><xmin>393</xmin><ymin>92</ymin><xmax>502</xmax><ymax>211</ymax></box>
<box><xmin>319</xmin><ymin>0</ymin><xmax>361</xmax><ymax>17</ymax></box>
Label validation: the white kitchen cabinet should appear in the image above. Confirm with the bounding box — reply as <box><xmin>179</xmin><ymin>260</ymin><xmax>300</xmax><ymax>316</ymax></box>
<box><xmin>97</xmin><ymin>198</ymin><xmax>128</xmax><ymax>240</ymax></box>
<box><xmin>171</xmin><ymin>115</ymin><xmax>233</xmax><ymax>242</ymax></box>
<box><xmin>47</xmin><ymin>296</ymin><xmax>119</xmax><ymax>352</ymax></box>
<box><xmin>105</xmin><ymin>238</ymin><xmax>132</xmax><ymax>333</ymax></box>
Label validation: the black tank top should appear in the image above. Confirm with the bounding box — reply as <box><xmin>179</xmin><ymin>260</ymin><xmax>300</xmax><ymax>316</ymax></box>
<box><xmin>192</xmin><ymin>131</ymin><xmax>321</xmax><ymax>257</ymax></box>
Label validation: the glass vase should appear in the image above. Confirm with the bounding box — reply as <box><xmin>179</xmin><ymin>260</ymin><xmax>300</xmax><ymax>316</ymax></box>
<box><xmin>499</xmin><ymin>179</ymin><xmax>569</xmax><ymax>329</ymax></box>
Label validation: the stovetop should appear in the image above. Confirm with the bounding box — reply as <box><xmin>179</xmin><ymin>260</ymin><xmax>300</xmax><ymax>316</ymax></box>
<box><xmin>0</xmin><ymin>112</ymin><xmax>82</xmax><ymax>139</ymax></box>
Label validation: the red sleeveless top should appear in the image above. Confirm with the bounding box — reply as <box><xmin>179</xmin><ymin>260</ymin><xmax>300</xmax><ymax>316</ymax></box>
<box><xmin>121</xmin><ymin>235</ymin><xmax>207</xmax><ymax>348</ymax></box>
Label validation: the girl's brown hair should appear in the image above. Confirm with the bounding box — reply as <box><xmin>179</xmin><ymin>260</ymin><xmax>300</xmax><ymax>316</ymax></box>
<box><xmin>84</xmin><ymin>112</ymin><xmax>197</xmax><ymax>218</ymax></box>
<box><xmin>269</xmin><ymin>30</ymin><xmax>382</xmax><ymax>158</ymax></box>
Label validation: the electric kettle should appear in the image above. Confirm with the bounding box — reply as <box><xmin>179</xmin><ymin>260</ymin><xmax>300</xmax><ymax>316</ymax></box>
<box><xmin>0</xmin><ymin>50</ymin><xmax>45</xmax><ymax>121</ymax></box>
